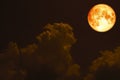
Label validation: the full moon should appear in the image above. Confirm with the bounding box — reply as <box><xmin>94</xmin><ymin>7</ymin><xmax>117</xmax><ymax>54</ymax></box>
<box><xmin>88</xmin><ymin>4</ymin><xmax>116</xmax><ymax>32</ymax></box>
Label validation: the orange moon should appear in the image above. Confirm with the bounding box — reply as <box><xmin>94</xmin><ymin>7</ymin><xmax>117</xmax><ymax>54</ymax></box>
<box><xmin>88</xmin><ymin>4</ymin><xmax>116</xmax><ymax>32</ymax></box>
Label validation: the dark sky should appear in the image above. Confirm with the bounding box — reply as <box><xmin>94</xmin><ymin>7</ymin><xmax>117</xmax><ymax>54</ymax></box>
<box><xmin>2</xmin><ymin>0</ymin><xmax>120</xmax><ymax>69</ymax></box>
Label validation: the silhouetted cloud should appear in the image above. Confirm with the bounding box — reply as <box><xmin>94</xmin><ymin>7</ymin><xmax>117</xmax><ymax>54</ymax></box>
<box><xmin>0</xmin><ymin>23</ymin><xmax>80</xmax><ymax>80</ymax></box>
<box><xmin>84</xmin><ymin>47</ymin><xmax>120</xmax><ymax>80</ymax></box>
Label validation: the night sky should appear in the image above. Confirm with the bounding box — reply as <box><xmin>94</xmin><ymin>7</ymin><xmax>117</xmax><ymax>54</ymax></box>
<box><xmin>2</xmin><ymin>0</ymin><xmax>120</xmax><ymax>70</ymax></box>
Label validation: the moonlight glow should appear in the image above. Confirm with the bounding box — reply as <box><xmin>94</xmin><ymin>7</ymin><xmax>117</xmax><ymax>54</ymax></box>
<box><xmin>88</xmin><ymin>4</ymin><xmax>116</xmax><ymax>32</ymax></box>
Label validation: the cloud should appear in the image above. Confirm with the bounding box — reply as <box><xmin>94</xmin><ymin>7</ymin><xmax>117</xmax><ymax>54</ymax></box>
<box><xmin>0</xmin><ymin>42</ymin><xmax>26</xmax><ymax>80</ymax></box>
<box><xmin>0</xmin><ymin>23</ymin><xmax>80</xmax><ymax>80</ymax></box>
<box><xmin>23</xmin><ymin>23</ymin><xmax>80</xmax><ymax>80</ymax></box>
<box><xmin>84</xmin><ymin>47</ymin><xmax>120</xmax><ymax>80</ymax></box>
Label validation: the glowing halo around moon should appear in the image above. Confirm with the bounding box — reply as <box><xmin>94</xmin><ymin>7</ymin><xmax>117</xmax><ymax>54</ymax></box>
<box><xmin>88</xmin><ymin>4</ymin><xmax>116</xmax><ymax>32</ymax></box>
